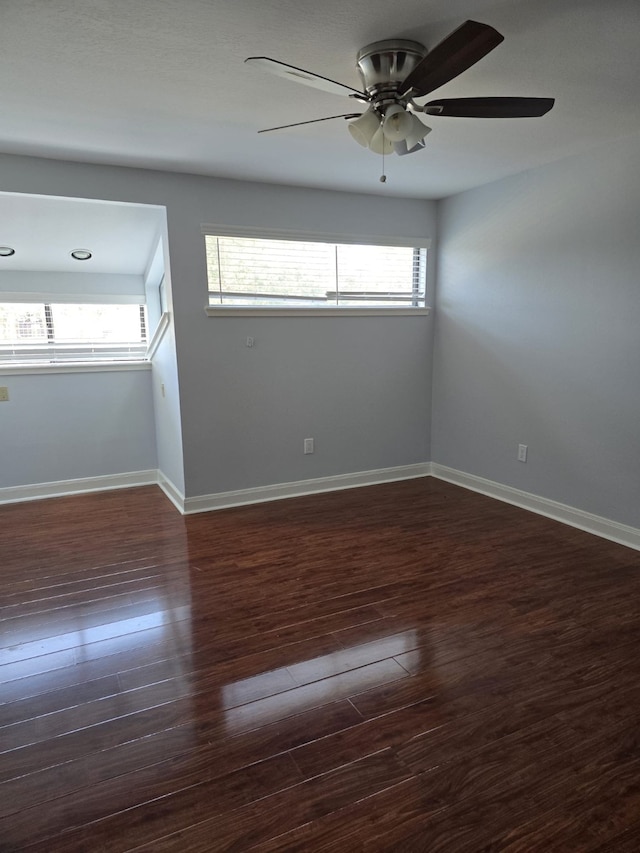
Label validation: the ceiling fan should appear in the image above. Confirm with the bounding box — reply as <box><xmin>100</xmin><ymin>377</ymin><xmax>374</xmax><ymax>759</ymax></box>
<box><xmin>245</xmin><ymin>20</ymin><xmax>554</xmax><ymax>157</ymax></box>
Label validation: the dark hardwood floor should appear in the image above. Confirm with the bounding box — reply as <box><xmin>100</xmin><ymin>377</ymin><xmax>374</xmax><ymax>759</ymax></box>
<box><xmin>2</xmin><ymin>478</ymin><xmax>640</xmax><ymax>851</ymax></box>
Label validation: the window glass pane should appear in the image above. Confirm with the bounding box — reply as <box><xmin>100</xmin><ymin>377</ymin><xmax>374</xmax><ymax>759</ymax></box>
<box><xmin>335</xmin><ymin>245</ymin><xmax>423</xmax><ymax>306</ymax></box>
<box><xmin>49</xmin><ymin>304</ymin><xmax>146</xmax><ymax>344</ymax></box>
<box><xmin>207</xmin><ymin>237</ymin><xmax>335</xmax><ymax>305</ymax></box>
<box><xmin>0</xmin><ymin>302</ymin><xmax>147</xmax><ymax>364</ymax></box>
<box><xmin>0</xmin><ymin>303</ymin><xmax>48</xmax><ymax>344</ymax></box>
<box><xmin>205</xmin><ymin>235</ymin><xmax>427</xmax><ymax>308</ymax></box>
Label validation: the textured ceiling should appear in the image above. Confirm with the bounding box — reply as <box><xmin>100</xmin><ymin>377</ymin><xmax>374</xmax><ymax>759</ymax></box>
<box><xmin>1</xmin><ymin>0</ymin><xmax>640</xmax><ymax>199</ymax></box>
<box><xmin>0</xmin><ymin>193</ymin><xmax>164</xmax><ymax>275</ymax></box>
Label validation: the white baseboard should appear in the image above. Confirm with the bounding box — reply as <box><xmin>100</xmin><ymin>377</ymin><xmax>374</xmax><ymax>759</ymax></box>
<box><xmin>0</xmin><ymin>469</ymin><xmax>158</xmax><ymax>506</ymax></box>
<box><xmin>431</xmin><ymin>463</ymin><xmax>640</xmax><ymax>552</ymax></box>
<box><xmin>4</xmin><ymin>462</ymin><xmax>637</xmax><ymax>554</ymax></box>
<box><xmin>157</xmin><ymin>473</ymin><xmax>186</xmax><ymax>513</ymax></box>
<box><xmin>183</xmin><ymin>463</ymin><xmax>431</xmax><ymax>515</ymax></box>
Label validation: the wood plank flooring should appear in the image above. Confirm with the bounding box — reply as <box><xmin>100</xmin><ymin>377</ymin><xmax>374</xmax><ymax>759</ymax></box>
<box><xmin>2</xmin><ymin>478</ymin><xmax>640</xmax><ymax>851</ymax></box>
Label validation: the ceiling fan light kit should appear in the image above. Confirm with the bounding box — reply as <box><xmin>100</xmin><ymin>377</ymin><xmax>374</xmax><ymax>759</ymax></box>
<box><xmin>347</xmin><ymin>104</ymin><xmax>431</xmax><ymax>155</ymax></box>
<box><xmin>347</xmin><ymin>107</ymin><xmax>380</xmax><ymax>147</ymax></box>
<box><xmin>368</xmin><ymin>124</ymin><xmax>395</xmax><ymax>155</ymax></box>
<box><xmin>246</xmin><ymin>20</ymin><xmax>555</xmax><ymax>168</ymax></box>
<box><xmin>402</xmin><ymin>117</ymin><xmax>432</xmax><ymax>153</ymax></box>
<box><xmin>393</xmin><ymin>138</ymin><xmax>425</xmax><ymax>157</ymax></box>
<box><xmin>382</xmin><ymin>105</ymin><xmax>414</xmax><ymax>142</ymax></box>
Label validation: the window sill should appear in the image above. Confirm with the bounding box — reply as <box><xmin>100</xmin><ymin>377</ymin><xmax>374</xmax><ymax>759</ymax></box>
<box><xmin>0</xmin><ymin>361</ymin><xmax>151</xmax><ymax>376</ymax></box>
<box><xmin>146</xmin><ymin>312</ymin><xmax>171</xmax><ymax>359</ymax></box>
<box><xmin>204</xmin><ymin>306</ymin><xmax>431</xmax><ymax>317</ymax></box>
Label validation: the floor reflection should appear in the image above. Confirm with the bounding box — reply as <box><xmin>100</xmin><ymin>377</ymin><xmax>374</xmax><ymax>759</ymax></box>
<box><xmin>223</xmin><ymin>630</ymin><xmax>418</xmax><ymax>734</ymax></box>
<box><xmin>1</xmin><ymin>555</ymin><xmax>194</xmax><ymax>693</ymax></box>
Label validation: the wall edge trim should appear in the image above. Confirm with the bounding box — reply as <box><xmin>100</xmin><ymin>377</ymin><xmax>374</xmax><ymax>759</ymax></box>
<box><xmin>157</xmin><ymin>473</ymin><xmax>186</xmax><ymax>513</ymax></box>
<box><xmin>431</xmin><ymin>463</ymin><xmax>640</xmax><ymax>552</ymax></box>
<box><xmin>0</xmin><ymin>470</ymin><xmax>158</xmax><ymax>506</ymax></box>
<box><xmin>183</xmin><ymin>463</ymin><xmax>431</xmax><ymax>514</ymax></box>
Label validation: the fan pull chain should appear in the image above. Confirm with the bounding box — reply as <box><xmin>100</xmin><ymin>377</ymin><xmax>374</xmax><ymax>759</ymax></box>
<box><xmin>380</xmin><ymin>150</ymin><xmax>387</xmax><ymax>183</ymax></box>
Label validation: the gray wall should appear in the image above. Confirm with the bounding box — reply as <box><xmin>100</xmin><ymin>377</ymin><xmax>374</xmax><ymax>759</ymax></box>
<box><xmin>432</xmin><ymin>131</ymin><xmax>640</xmax><ymax>528</ymax></box>
<box><xmin>0</xmin><ymin>368</ymin><xmax>156</xmax><ymax>488</ymax></box>
<box><xmin>0</xmin><ymin>155</ymin><xmax>436</xmax><ymax>498</ymax></box>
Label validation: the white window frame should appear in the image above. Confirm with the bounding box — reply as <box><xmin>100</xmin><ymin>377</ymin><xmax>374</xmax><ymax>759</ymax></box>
<box><xmin>202</xmin><ymin>225</ymin><xmax>431</xmax><ymax>317</ymax></box>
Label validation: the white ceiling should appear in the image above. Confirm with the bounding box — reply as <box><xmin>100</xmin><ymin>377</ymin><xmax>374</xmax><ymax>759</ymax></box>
<box><xmin>2</xmin><ymin>0</ymin><xmax>640</xmax><ymax>200</ymax></box>
<box><xmin>0</xmin><ymin>193</ymin><xmax>164</xmax><ymax>275</ymax></box>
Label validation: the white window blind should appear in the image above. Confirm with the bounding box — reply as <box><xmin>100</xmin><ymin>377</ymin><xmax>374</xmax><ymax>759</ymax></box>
<box><xmin>0</xmin><ymin>303</ymin><xmax>147</xmax><ymax>364</ymax></box>
<box><xmin>205</xmin><ymin>235</ymin><xmax>427</xmax><ymax>309</ymax></box>
<box><xmin>0</xmin><ymin>272</ymin><xmax>145</xmax><ymax>303</ymax></box>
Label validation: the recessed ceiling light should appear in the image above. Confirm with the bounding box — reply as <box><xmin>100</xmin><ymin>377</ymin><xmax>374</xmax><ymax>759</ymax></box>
<box><xmin>71</xmin><ymin>249</ymin><xmax>92</xmax><ymax>261</ymax></box>
<box><xmin>0</xmin><ymin>246</ymin><xmax>15</xmax><ymax>257</ymax></box>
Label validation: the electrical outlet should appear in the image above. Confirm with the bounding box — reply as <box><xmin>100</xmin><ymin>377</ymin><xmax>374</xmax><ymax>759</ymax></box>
<box><xmin>0</xmin><ymin>386</ymin><xmax>9</xmax><ymax>402</ymax></box>
<box><xmin>518</xmin><ymin>444</ymin><xmax>528</xmax><ymax>463</ymax></box>
<box><xmin>246</xmin><ymin>337</ymin><xmax>255</xmax><ymax>348</ymax></box>
<box><xmin>304</xmin><ymin>438</ymin><xmax>314</xmax><ymax>455</ymax></box>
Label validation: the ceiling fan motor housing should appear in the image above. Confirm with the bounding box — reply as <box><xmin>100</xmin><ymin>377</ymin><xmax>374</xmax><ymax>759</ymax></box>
<box><xmin>356</xmin><ymin>39</ymin><xmax>427</xmax><ymax>110</ymax></box>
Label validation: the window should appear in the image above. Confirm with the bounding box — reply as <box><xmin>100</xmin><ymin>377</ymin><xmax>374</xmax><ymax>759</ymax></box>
<box><xmin>0</xmin><ymin>302</ymin><xmax>148</xmax><ymax>365</ymax></box>
<box><xmin>204</xmin><ymin>233</ymin><xmax>428</xmax><ymax>311</ymax></box>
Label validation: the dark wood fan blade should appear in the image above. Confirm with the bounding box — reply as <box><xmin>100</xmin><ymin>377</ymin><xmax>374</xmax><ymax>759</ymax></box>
<box><xmin>424</xmin><ymin>97</ymin><xmax>555</xmax><ymax>118</ymax></box>
<box><xmin>400</xmin><ymin>20</ymin><xmax>504</xmax><ymax>98</ymax></box>
<box><xmin>257</xmin><ymin>114</ymin><xmax>361</xmax><ymax>133</ymax></box>
<box><xmin>245</xmin><ymin>57</ymin><xmax>367</xmax><ymax>99</ymax></box>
